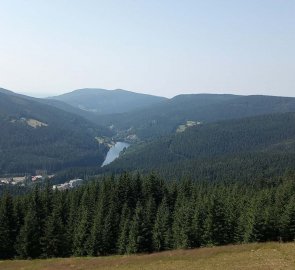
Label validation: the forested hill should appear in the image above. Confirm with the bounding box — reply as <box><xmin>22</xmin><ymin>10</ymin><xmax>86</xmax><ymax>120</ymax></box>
<box><xmin>96</xmin><ymin>94</ymin><xmax>295</xmax><ymax>139</ymax></box>
<box><xmin>50</xmin><ymin>88</ymin><xmax>167</xmax><ymax>115</ymax></box>
<box><xmin>107</xmin><ymin>112</ymin><xmax>295</xmax><ymax>180</ymax></box>
<box><xmin>0</xmin><ymin>91</ymin><xmax>110</xmax><ymax>175</ymax></box>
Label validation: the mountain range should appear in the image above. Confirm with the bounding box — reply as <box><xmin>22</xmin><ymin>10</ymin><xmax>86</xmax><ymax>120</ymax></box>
<box><xmin>1</xmin><ymin>87</ymin><xmax>295</xmax><ymax>182</ymax></box>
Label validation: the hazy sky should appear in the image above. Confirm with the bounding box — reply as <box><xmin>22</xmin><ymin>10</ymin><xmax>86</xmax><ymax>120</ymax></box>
<box><xmin>0</xmin><ymin>0</ymin><xmax>294</xmax><ymax>98</ymax></box>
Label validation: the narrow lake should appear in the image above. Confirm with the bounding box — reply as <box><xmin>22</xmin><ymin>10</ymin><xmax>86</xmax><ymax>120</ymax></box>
<box><xmin>101</xmin><ymin>142</ymin><xmax>130</xmax><ymax>167</ymax></box>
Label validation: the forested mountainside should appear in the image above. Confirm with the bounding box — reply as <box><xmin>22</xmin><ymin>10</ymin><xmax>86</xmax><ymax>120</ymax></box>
<box><xmin>0</xmin><ymin>91</ymin><xmax>110</xmax><ymax>175</ymax></box>
<box><xmin>96</xmin><ymin>94</ymin><xmax>295</xmax><ymax>139</ymax></box>
<box><xmin>107</xmin><ymin>112</ymin><xmax>295</xmax><ymax>180</ymax></box>
<box><xmin>1</xmin><ymin>172</ymin><xmax>295</xmax><ymax>259</ymax></box>
<box><xmin>51</xmin><ymin>88</ymin><xmax>167</xmax><ymax>115</ymax></box>
<box><xmin>1</xmin><ymin>88</ymin><xmax>295</xmax><ymax>261</ymax></box>
<box><xmin>1</xmin><ymin>87</ymin><xmax>295</xmax><ymax>182</ymax></box>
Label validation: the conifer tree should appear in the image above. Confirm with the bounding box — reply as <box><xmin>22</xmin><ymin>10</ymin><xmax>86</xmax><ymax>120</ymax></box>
<box><xmin>0</xmin><ymin>193</ymin><xmax>16</xmax><ymax>259</ymax></box>
<box><xmin>87</xmin><ymin>205</ymin><xmax>103</xmax><ymax>256</ymax></box>
<box><xmin>201</xmin><ymin>206</ymin><xmax>213</xmax><ymax>246</ymax></box>
<box><xmin>73</xmin><ymin>208</ymin><xmax>91</xmax><ymax>256</ymax></box>
<box><xmin>127</xmin><ymin>202</ymin><xmax>148</xmax><ymax>254</ymax></box>
<box><xmin>280</xmin><ymin>196</ymin><xmax>295</xmax><ymax>241</ymax></box>
<box><xmin>209</xmin><ymin>194</ymin><xmax>229</xmax><ymax>245</ymax></box>
<box><xmin>142</xmin><ymin>197</ymin><xmax>156</xmax><ymax>252</ymax></box>
<box><xmin>72</xmin><ymin>188</ymin><xmax>95</xmax><ymax>257</ymax></box>
<box><xmin>152</xmin><ymin>197</ymin><xmax>171</xmax><ymax>251</ymax></box>
<box><xmin>117</xmin><ymin>203</ymin><xmax>131</xmax><ymax>254</ymax></box>
<box><xmin>234</xmin><ymin>200</ymin><xmax>255</xmax><ymax>243</ymax></box>
<box><xmin>16</xmin><ymin>187</ymin><xmax>43</xmax><ymax>258</ymax></box>
<box><xmin>16</xmin><ymin>201</ymin><xmax>41</xmax><ymax>258</ymax></box>
<box><xmin>42</xmin><ymin>196</ymin><xmax>67</xmax><ymax>257</ymax></box>
<box><xmin>172</xmin><ymin>195</ymin><xmax>193</xmax><ymax>249</ymax></box>
<box><xmin>190</xmin><ymin>200</ymin><xmax>205</xmax><ymax>248</ymax></box>
<box><xmin>102</xmin><ymin>201</ymin><xmax>119</xmax><ymax>254</ymax></box>
<box><xmin>86</xmin><ymin>182</ymin><xmax>109</xmax><ymax>256</ymax></box>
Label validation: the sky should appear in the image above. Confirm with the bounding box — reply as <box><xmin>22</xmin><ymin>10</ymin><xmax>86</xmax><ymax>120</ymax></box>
<box><xmin>0</xmin><ymin>0</ymin><xmax>294</xmax><ymax>98</ymax></box>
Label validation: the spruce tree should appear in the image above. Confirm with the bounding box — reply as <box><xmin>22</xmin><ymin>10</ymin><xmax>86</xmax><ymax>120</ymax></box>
<box><xmin>42</xmin><ymin>196</ymin><xmax>67</xmax><ymax>257</ymax></box>
<box><xmin>210</xmin><ymin>194</ymin><xmax>229</xmax><ymax>245</ymax></box>
<box><xmin>16</xmin><ymin>201</ymin><xmax>42</xmax><ymax>258</ymax></box>
<box><xmin>87</xmin><ymin>204</ymin><xmax>103</xmax><ymax>256</ymax></box>
<box><xmin>127</xmin><ymin>202</ymin><xmax>149</xmax><ymax>254</ymax></box>
<box><xmin>280</xmin><ymin>196</ymin><xmax>295</xmax><ymax>241</ymax></box>
<box><xmin>0</xmin><ymin>193</ymin><xmax>16</xmax><ymax>259</ymax></box>
<box><xmin>142</xmin><ymin>197</ymin><xmax>156</xmax><ymax>252</ymax></box>
<box><xmin>72</xmin><ymin>203</ymin><xmax>92</xmax><ymax>256</ymax></box>
<box><xmin>172</xmin><ymin>195</ymin><xmax>193</xmax><ymax>249</ymax></box>
<box><xmin>152</xmin><ymin>197</ymin><xmax>171</xmax><ymax>251</ymax></box>
<box><xmin>202</xmin><ymin>211</ymin><xmax>213</xmax><ymax>246</ymax></box>
<box><xmin>101</xmin><ymin>201</ymin><xmax>119</xmax><ymax>254</ymax></box>
<box><xmin>117</xmin><ymin>203</ymin><xmax>131</xmax><ymax>254</ymax></box>
<box><xmin>16</xmin><ymin>187</ymin><xmax>43</xmax><ymax>259</ymax></box>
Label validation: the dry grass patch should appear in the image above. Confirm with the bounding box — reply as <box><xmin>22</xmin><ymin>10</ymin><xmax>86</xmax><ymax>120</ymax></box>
<box><xmin>26</xmin><ymin>119</ymin><xmax>48</xmax><ymax>128</ymax></box>
<box><xmin>1</xmin><ymin>242</ymin><xmax>295</xmax><ymax>270</ymax></box>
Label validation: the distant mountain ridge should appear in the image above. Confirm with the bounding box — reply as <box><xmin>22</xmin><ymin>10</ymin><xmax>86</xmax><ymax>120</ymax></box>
<box><xmin>3</xmin><ymin>87</ymin><xmax>295</xmax><ymax>141</ymax></box>
<box><xmin>50</xmin><ymin>88</ymin><xmax>167</xmax><ymax>115</ymax></box>
<box><xmin>96</xmin><ymin>93</ymin><xmax>295</xmax><ymax>139</ymax></box>
<box><xmin>2</xmin><ymin>86</ymin><xmax>295</xmax><ymax>178</ymax></box>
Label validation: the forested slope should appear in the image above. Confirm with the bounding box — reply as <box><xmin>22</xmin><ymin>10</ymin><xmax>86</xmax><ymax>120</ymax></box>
<box><xmin>1</xmin><ymin>172</ymin><xmax>295</xmax><ymax>259</ymax></box>
<box><xmin>96</xmin><ymin>94</ymin><xmax>295</xmax><ymax>139</ymax></box>
<box><xmin>107</xmin><ymin>112</ymin><xmax>295</xmax><ymax>180</ymax></box>
<box><xmin>0</xmin><ymin>91</ymin><xmax>110</xmax><ymax>175</ymax></box>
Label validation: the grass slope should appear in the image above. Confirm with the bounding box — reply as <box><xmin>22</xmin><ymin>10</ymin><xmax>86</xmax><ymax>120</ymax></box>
<box><xmin>1</xmin><ymin>243</ymin><xmax>294</xmax><ymax>270</ymax></box>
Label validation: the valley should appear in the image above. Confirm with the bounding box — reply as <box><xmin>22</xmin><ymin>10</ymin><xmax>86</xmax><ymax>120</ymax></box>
<box><xmin>1</xmin><ymin>87</ymin><xmax>295</xmax><ymax>264</ymax></box>
<box><xmin>1</xmin><ymin>2</ymin><xmax>294</xmax><ymax>268</ymax></box>
<box><xmin>1</xmin><ymin>87</ymin><xmax>295</xmax><ymax>184</ymax></box>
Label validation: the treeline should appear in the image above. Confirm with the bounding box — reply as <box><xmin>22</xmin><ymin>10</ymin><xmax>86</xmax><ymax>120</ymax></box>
<box><xmin>1</xmin><ymin>172</ymin><xmax>295</xmax><ymax>259</ymax></box>
<box><xmin>148</xmin><ymin>152</ymin><xmax>295</xmax><ymax>183</ymax></box>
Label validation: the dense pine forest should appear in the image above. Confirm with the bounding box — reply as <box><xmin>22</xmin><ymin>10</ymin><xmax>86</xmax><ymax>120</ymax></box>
<box><xmin>107</xmin><ymin>112</ymin><xmax>295</xmax><ymax>180</ymax></box>
<box><xmin>1</xmin><ymin>172</ymin><xmax>295</xmax><ymax>259</ymax></box>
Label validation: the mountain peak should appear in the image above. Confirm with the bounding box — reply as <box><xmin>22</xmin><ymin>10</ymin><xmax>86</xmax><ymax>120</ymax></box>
<box><xmin>51</xmin><ymin>88</ymin><xmax>167</xmax><ymax>115</ymax></box>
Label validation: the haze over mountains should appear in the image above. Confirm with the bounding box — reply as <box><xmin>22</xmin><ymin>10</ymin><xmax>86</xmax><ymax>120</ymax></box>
<box><xmin>1</xmin><ymin>86</ymin><xmax>295</xmax><ymax>181</ymax></box>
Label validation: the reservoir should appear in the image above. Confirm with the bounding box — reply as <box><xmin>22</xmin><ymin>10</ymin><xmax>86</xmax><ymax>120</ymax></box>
<box><xmin>101</xmin><ymin>142</ymin><xmax>130</xmax><ymax>167</ymax></box>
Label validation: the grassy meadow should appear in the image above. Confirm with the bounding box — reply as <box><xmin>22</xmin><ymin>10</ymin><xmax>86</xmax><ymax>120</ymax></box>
<box><xmin>1</xmin><ymin>242</ymin><xmax>295</xmax><ymax>270</ymax></box>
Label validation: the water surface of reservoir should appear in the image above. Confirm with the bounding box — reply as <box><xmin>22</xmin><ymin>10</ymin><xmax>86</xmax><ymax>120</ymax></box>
<box><xmin>101</xmin><ymin>142</ymin><xmax>130</xmax><ymax>166</ymax></box>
